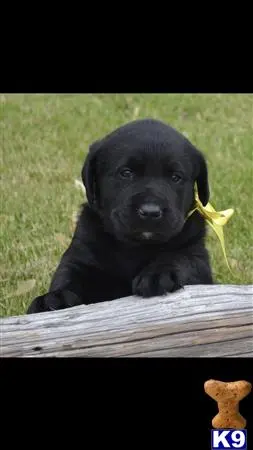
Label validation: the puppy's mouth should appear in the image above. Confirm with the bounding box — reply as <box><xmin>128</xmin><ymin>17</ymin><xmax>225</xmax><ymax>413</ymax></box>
<box><xmin>131</xmin><ymin>230</ymin><xmax>172</xmax><ymax>243</ymax></box>
<box><xmin>141</xmin><ymin>231</ymin><xmax>154</xmax><ymax>240</ymax></box>
<box><xmin>130</xmin><ymin>230</ymin><xmax>157</xmax><ymax>242</ymax></box>
<box><xmin>110</xmin><ymin>208</ymin><xmax>184</xmax><ymax>244</ymax></box>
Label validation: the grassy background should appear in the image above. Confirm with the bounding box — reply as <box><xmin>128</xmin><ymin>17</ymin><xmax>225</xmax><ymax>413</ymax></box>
<box><xmin>1</xmin><ymin>93</ymin><xmax>252</xmax><ymax>317</ymax></box>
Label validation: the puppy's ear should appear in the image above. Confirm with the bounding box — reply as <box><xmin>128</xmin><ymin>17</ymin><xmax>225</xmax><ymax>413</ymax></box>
<box><xmin>195</xmin><ymin>151</ymin><xmax>210</xmax><ymax>206</ymax></box>
<box><xmin>81</xmin><ymin>140</ymin><xmax>101</xmax><ymax>209</ymax></box>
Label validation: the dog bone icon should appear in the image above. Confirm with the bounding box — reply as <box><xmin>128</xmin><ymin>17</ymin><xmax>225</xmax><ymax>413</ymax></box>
<box><xmin>204</xmin><ymin>379</ymin><xmax>252</xmax><ymax>429</ymax></box>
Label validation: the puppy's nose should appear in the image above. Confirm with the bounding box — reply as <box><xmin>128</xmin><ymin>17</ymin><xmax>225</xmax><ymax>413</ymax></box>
<box><xmin>138</xmin><ymin>203</ymin><xmax>163</xmax><ymax>220</ymax></box>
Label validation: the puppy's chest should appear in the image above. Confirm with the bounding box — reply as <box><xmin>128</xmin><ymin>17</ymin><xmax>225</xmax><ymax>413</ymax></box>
<box><xmin>99</xmin><ymin>246</ymin><xmax>159</xmax><ymax>280</ymax></box>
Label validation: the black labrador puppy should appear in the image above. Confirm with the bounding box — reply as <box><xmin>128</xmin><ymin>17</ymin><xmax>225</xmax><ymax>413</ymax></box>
<box><xmin>27</xmin><ymin>118</ymin><xmax>213</xmax><ymax>314</ymax></box>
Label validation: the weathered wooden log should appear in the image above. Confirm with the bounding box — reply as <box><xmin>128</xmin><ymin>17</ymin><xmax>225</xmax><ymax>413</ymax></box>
<box><xmin>0</xmin><ymin>284</ymin><xmax>252</xmax><ymax>358</ymax></box>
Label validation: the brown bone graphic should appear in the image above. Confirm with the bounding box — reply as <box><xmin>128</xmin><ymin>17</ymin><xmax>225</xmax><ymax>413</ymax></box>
<box><xmin>204</xmin><ymin>379</ymin><xmax>252</xmax><ymax>429</ymax></box>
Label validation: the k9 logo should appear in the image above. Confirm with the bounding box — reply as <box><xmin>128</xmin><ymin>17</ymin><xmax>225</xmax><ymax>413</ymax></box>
<box><xmin>211</xmin><ymin>430</ymin><xmax>247</xmax><ymax>449</ymax></box>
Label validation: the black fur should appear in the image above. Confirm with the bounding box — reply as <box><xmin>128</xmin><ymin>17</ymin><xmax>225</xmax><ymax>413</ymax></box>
<box><xmin>27</xmin><ymin>119</ymin><xmax>213</xmax><ymax>314</ymax></box>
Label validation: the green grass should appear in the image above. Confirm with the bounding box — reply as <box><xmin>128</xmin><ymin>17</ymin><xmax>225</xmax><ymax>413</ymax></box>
<box><xmin>1</xmin><ymin>93</ymin><xmax>253</xmax><ymax>317</ymax></box>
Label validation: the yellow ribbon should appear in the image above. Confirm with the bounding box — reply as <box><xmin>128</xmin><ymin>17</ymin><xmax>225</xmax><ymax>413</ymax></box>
<box><xmin>187</xmin><ymin>185</ymin><xmax>234</xmax><ymax>273</ymax></box>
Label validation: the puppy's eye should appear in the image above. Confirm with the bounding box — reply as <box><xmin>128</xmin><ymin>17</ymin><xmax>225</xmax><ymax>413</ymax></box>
<box><xmin>171</xmin><ymin>173</ymin><xmax>182</xmax><ymax>183</ymax></box>
<box><xmin>119</xmin><ymin>168</ymin><xmax>134</xmax><ymax>178</ymax></box>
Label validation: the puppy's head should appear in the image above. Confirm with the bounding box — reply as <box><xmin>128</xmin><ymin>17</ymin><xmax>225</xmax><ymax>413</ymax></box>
<box><xmin>82</xmin><ymin>119</ymin><xmax>209</xmax><ymax>244</ymax></box>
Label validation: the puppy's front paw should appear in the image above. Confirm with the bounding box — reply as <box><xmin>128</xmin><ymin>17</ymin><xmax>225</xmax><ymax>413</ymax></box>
<box><xmin>26</xmin><ymin>290</ymin><xmax>82</xmax><ymax>314</ymax></box>
<box><xmin>132</xmin><ymin>267</ymin><xmax>183</xmax><ymax>298</ymax></box>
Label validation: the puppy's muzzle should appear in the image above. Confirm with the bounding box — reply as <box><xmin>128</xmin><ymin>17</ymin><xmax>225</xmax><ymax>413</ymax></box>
<box><xmin>137</xmin><ymin>203</ymin><xmax>163</xmax><ymax>221</ymax></box>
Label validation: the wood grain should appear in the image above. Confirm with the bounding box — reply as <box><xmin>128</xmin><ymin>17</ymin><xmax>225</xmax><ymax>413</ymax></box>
<box><xmin>0</xmin><ymin>284</ymin><xmax>252</xmax><ymax>357</ymax></box>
